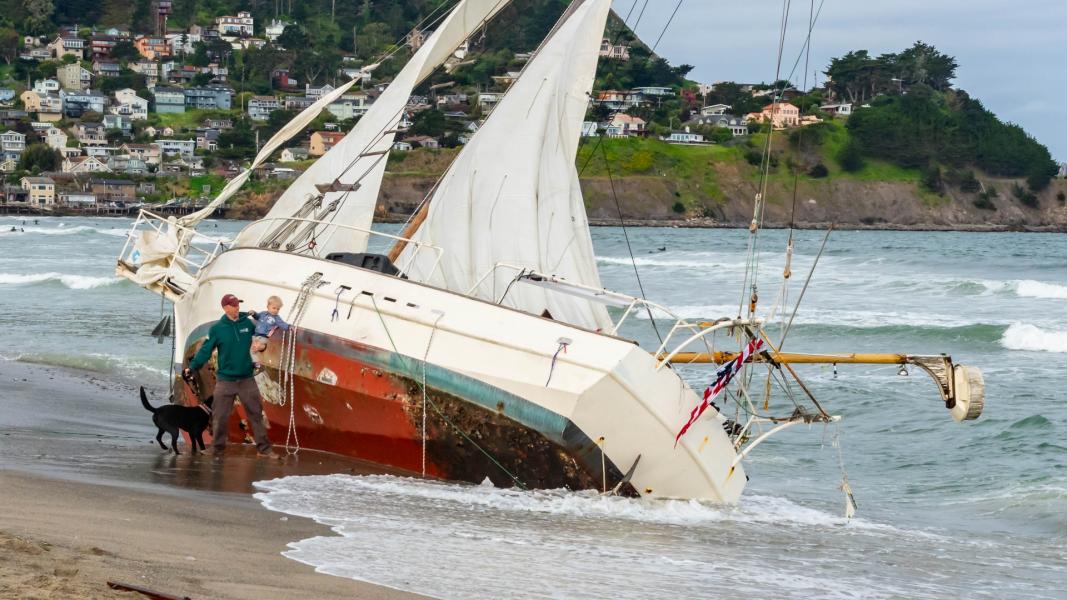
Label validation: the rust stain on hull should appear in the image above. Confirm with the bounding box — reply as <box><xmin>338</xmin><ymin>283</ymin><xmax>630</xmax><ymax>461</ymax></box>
<box><xmin>182</xmin><ymin>328</ymin><xmax>637</xmax><ymax>496</ymax></box>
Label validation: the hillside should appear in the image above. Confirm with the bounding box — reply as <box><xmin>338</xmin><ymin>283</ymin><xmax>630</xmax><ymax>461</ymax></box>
<box><xmin>0</xmin><ymin>1</ymin><xmax>1061</xmax><ymax>229</ymax></box>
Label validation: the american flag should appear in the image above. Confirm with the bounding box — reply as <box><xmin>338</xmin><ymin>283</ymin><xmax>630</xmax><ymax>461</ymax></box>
<box><xmin>675</xmin><ymin>337</ymin><xmax>764</xmax><ymax>445</ymax></box>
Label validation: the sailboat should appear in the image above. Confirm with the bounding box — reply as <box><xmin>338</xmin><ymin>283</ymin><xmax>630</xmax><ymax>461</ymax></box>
<box><xmin>117</xmin><ymin>0</ymin><xmax>984</xmax><ymax>503</ymax></box>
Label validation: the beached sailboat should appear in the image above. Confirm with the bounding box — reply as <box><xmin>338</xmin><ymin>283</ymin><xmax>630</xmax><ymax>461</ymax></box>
<box><xmin>117</xmin><ymin>0</ymin><xmax>983</xmax><ymax>503</ymax></box>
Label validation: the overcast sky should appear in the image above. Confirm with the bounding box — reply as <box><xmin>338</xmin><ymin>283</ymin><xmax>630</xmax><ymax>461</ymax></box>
<box><xmin>617</xmin><ymin>0</ymin><xmax>1066</xmax><ymax>162</ymax></box>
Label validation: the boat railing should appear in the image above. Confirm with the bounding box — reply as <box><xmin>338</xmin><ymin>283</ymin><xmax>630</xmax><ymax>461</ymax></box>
<box><xmin>116</xmin><ymin>210</ymin><xmax>230</xmax><ymax>287</ymax></box>
<box><xmin>236</xmin><ymin>216</ymin><xmax>445</xmax><ymax>280</ymax></box>
<box><xmin>469</xmin><ymin>263</ymin><xmax>742</xmax><ymax>356</ymax></box>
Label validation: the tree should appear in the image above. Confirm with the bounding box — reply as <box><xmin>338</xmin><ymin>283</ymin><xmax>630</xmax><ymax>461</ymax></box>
<box><xmin>23</xmin><ymin>0</ymin><xmax>53</xmax><ymax>34</ymax></box>
<box><xmin>111</xmin><ymin>40</ymin><xmax>139</xmax><ymax>62</ymax></box>
<box><xmin>277</xmin><ymin>25</ymin><xmax>309</xmax><ymax>50</ymax></box>
<box><xmin>836</xmin><ymin>139</ymin><xmax>865</xmax><ymax>172</ymax></box>
<box><xmin>0</xmin><ymin>27</ymin><xmax>19</xmax><ymax>64</ymax></box>
<box><xmin>18</xmin><ymin>143</ymin><xmax>60</xmax><ymax>173</ymax></box>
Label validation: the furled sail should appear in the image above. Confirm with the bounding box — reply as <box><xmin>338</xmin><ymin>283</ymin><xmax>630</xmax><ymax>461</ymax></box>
<box><xmin>395</xmin><ymin>0</ymin><xmax>613</xmax><ymax>332</ymax></box>
<box><xmin>234</xmin><ymin>0</ymin><xmax>514</xmax><ymax>256</ymax></box>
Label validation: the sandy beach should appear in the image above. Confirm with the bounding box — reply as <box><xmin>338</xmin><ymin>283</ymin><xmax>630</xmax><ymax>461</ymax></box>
<box><xmin>0</xmin><ymin>359</ymin><xmax>423</xmax><ymax>599</ymax></box>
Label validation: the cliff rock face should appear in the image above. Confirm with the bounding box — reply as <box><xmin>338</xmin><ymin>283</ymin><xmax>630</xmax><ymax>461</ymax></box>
<box><xmin>372</xmin><ymin>173</ymin><xmax>1067</xmax><ymax>231</ymax></box>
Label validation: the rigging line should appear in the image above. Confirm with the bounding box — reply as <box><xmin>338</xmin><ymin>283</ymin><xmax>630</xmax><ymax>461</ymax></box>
<box><xmin>599</xmin><ymin>139</ymin><xmax>663</xmax><ymax>344</ymax></box>
<box><xmin>781</xmin><ymin>0</ymin><xmax>826</xmax><ymax>87</ymax></box>
<box><xmin>783</xmin><ymin>0</ymin><xmax>817</xmax><ymax>275</ymax></box>
<box><xmin>778</xmin><ymin>224</ymin><xmax>831</xmax><ymax>350</ymax></box>
<box><xmin>368</xmin><ymin>295</ymin><xmax>528</xmax><ymax>488</ymax></box>
<box><xmin>738</xmin><ymin>0</ymin><xmax>793</xmax><ymax>317</ymax></box>
<box><xmin>650</xmin><ymin>0</ymin><xmax>684</xmax><ymax>53</ymax></box>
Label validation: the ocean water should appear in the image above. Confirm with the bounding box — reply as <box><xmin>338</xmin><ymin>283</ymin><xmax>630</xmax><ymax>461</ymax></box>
<box><xmin>2</xmin><ymin>216</ymin><xmax>1065</xmax><ymax>598</ymax></box>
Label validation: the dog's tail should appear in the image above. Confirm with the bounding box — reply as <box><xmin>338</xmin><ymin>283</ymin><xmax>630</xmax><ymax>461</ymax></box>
<box><xmin>139</xmin><ymin>386</ymin><xmax>156</xmax><ymax>413</ymax></box>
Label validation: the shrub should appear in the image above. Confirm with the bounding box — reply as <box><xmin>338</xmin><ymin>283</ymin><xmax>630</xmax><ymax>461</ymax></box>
<box><xmin>959</xmin><ymin>170</ymin><xmax>981</xmax><ymax>193</ymax></box>
<box><xmin>921</xmin><ymin>164</ymin><xmax>943</xmax><ymax>194</ymax></box>
<box><xmin>836</xmin><ymin>139</ymin><xmax>865</xmax><ymax>172</ymax></box>
<box><xmin>1057</xmin><ymin>191</ymin><xmax>1066</xmax><ymax>203</ymax></box>
<box><xmin>808</xmin><ymin>163</ymin><xmax>829</xmax><ymax>178</ymax></box>
<box><xmin>672</xmin><ymin>201</ymin><xmax>686</xmax><ymax>214</ymax></box>
<box><xmin>744</xmin><ymin>149</ymin><xmax>763</xmax><ymax>166</ymax></box>
<box><xmin>973</xmin><ymin>196</ymin><xmax>996</xmax><ymax>211</ymax></box>
<box><xmin>1012</xmin><ymin>182</ymin><xmax>1039</xmax><ymax>208</ymax></box>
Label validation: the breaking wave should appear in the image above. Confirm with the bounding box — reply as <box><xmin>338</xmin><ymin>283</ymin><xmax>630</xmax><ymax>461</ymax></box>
<box><xmin>1000</xmin><ymin>323</ymin><xmax>1067</xmax><ymax>353</ymax></box>
<box><xmin>3</xmin><ymin>351</ymin><xmax>168</xmax><ymax>379</ymax></box>
<box><xmin>1013</xmin><ymin>280</ymin><xmax>1067</xmax><ymax>300</ymax></box>
<box><xmin>0</xmin><ymin>272</ymin><xmax>122</xmax><ymax>290</ymax></box>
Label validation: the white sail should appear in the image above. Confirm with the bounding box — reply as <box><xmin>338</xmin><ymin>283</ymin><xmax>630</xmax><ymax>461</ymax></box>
<box><xmin>397</xmin><ymin>0</ymin><xmax>613</xmax><ymax>332</ymax></box>
<box><xmin>178</xmin><ymin>78</ymin><xmax>362</xmax><ymax>228</ymax></box>
<box><xmin>235</xmin><ymin>0</ymin><xmax>514</xmax><ymax>255</ymax></box>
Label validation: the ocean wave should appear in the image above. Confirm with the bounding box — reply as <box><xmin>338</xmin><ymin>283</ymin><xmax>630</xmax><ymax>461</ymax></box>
<box><xmin>1014</xmin><ymin>280</ymin><xmax>1067</xmax><ymax>300</ymax></box>
<box><xmin>0</xmin><ymin>225</ymin><xmax>97</xmax><ymax>236</ymax></box>
<box><xmin>636</xmin><ymin>303</ymin><xmax>1002</xmax><ymax>331</ymax></box>
<box><xmin>1000</xmin><ymin>323</ymin><xmax>1067</xmax><ymax>353</ymax></box>
<box><xmin>256</xmin><ymin>473</ymin><xmax>896</xmax><ymax>532</ymax></box>
<box><xmin>0</xmin><ymin>272</ymin><xmax>122</xmax><ymax>290</ymax></box>
<box><xmin>4</xmin><ymin>351</ymin><xmax>168</xmax><ymax>379</ymax></box>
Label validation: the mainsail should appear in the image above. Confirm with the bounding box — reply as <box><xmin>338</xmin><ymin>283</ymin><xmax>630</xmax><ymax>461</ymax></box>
<box><xmin>396</xmin><ymin>0</ymin><xmax>613</xmax><ymax>332</ymax></box>
<box><xmin>235</xmin><ymin>0</ymin><xmax>514</xmax><ymax>256</ymax></box>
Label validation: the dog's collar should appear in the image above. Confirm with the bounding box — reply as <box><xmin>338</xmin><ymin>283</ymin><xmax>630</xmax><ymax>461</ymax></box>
<box><xmin>198</xmin><ymin>404</ymin><xmax>212</xmax><ymax>415</ymax></box>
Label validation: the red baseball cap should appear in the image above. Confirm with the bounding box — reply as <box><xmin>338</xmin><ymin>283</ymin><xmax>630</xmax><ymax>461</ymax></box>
<box><xmin>220</xmin><ymin>294</ymin><xmax>243</xmax><ymax>308</ymax></box>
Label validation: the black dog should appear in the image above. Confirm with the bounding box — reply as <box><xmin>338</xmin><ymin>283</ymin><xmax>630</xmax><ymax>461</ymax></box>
<box><xmin>140</xmin><ymin>387</ymin><xmax>214</xmax><ymax>455</ymax></box>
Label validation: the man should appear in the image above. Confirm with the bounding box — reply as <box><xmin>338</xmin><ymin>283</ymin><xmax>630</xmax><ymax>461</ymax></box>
<box><xmin>184</xmin><ymin>293</ymin><xmax>274</xmax><ymax>456</ymax></box>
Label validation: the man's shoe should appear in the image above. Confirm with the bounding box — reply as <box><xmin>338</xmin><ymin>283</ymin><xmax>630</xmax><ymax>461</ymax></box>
<box><xmin>256</xmin><ymin>449</ymin><xmax>281</xmax><ymax>460</ymax></box>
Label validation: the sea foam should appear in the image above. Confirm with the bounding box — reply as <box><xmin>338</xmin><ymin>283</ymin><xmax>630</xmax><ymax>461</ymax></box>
<box><xmin>1000</xmin><ymin>323</ymin><xmax>1067</xmax><ymax>353</ymax></box>
<box><xmin>0</xmin><ymin>272</ymin><xmax>121</xmax><ymax>290</ymax></box>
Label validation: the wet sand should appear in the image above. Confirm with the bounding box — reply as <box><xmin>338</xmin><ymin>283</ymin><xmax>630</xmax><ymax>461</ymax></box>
<box><xmin>0</xmin><ymin>359</ymin><xmax>424</xmax><ymax>599</ymax></box>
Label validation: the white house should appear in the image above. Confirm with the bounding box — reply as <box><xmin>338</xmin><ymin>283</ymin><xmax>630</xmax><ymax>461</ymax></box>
<box><xmin>217</xmin><ymin>11</ymin><xmax>254</xmax><ymax>37</ymax></box>
<box><xmin>279</xmin><ymin>147</ymin><xmax>309</xmax><ymax>162</ymax></box>
<box><xmin>43</xmin><ymin>127</ymin><xmax>68</xmax><ymax>150</ymax></box>
<box><xmin>63</xmin><ymin>155</ymin><xmax>111</xmax><ymax>174</ymax></box>
<box><xmin>700</xmin><ymin>103</ymin><xmax>732</xmax><ymax>117</ymax></box>
<box><xmin>33</xmin><ymin>79</ymin><xmax>61</xmax><ymax>94</ymax></box>
<box><xmin>248</xmin><ymin>95</ymin><xmax>281</xmax><ymax>121</ymax></box>
<box><xmin>392</xmin><ymin>141</ymin><xmax>412</xmax><ymax>152</ymax></box>
<box><xmin>819</xmin><ymin>102</ymin><xmax>853</xmax><ymax>118</ymax></box>
<box><xmin>663</xmin><ymin>127</ymin><xmax>704</xmax><ymax>144</ymax></box>
<box><xmin>112</xmin><ymin>89</ymin><xmax>149</xmax><ymax>120</ymax></box>
<box><xmin>157</xmin><ymin>139</ymin><xmax>196</xmax><ymax>159</ymax></box>
<box><xmin>606</xmin><ymin>113</ymin><xmax>646</xmax><ymax>137</ymax></box>
<box><xmin>265</xmin><ymin>19</ymin><xmax>287</xmax><ymax>41</ymax></box>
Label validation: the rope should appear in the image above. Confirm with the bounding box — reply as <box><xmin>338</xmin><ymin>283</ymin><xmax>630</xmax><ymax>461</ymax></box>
<box><xmin>369</xmin><ymin>295</ymin><xmax>527</xmax><ymax>488</ymax></box>
<box><xmin>544</xmin><ymin>339</ymin><xmax>570</xmax><ymax>387</ymax></box>
<box><xmin>279</xmin><ymin>273</ymin><xmax>324</xmax><ymax>455</ymax></box>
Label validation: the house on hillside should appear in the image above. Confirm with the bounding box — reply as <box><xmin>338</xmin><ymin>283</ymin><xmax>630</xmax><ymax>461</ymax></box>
<box><xmin>120</xmin><ymin>143</ymin><xmax>162</xmax><ymax>166</ymax></box>
<box><xmin>134</xmin><ymin>36</ymin><xmax>171</xmax><ymax>60</ymax></box>
<box><xmin>91</xmin><ymin>178</ymin><xmax>137</xmax><ymax>203</ymax></box>
<box><xmin>663</xmin><ymin>127</ymin><xmax>704</xmax><ymax>144</ymax></box>
<box><xmin>280</xmin><ymin>147</ymin><xmax>309</xmax><ymax>162</ymax></box>
<box><xmin>93</xmin><ymin>60</ymin><xmax>122</xmax><ymax>78</ymax></box>
<box><xmin>62</xmin><ymin>90</ymin><xmax>108</xmax><ymax>117</ymax></box>
<box><xmin>130</xmin><ymin>60</ymin><xmax>160</xmax><ymax>85</ymax></box>
<box><xmin>63</xmin><ymin>155</ymin><xmax>111</xmax><ymax>174</ymax></box>
<box><xmin>73</xmin><ymin>122</ymin><xmax>107</xmax><ymax>146</ymax></box>
<box><xmin>819</xmin><ymin>102</ymin><xmax>852</xmax><ymax>118</ymax></box>
<box><xmin>747</xmin><ymin>102</ymin><xmax>800</xmax><ymax>129</ymax></box>
<box><xmin>157</xmin><ymin>139</ymin><xmax>196</xmax><ymax>159</ymax></box>
<box><xmin>56</xmin><ymin>64</ymin><xmax>93</xmax><ymax>91</ymax></box>
<box><xmin>309</xmin><ymin>131</ymin><xmax>345</xmax><ymax>156</ymax></box>
<box><xmin>594</xmin><ymin>90</ymin><xmax>642</xmax><ymax>110</ymax></box>
<box><xmin>700</xmin><ymin>103</ymin><xmax>732</xmax><ymax>116</ymax></box>
<box><xmin>112</xmin><ymin>89</ymin><xmax>149</xmax><ymax>120</ymax></box>
<box><xmin>391</xmin><ymin>141</ymin><xmax>412</xmax><ymax>152</ymax></box>
<box><xmin>90</xmin><ymin>34</ymin><xmax>119</xmax><ymax>58</ymax></box>
<box><xmin>1</xmin><ymin>131</ymin><xmax>26</xmax><ymax>158</ymax></box>
<box><xmin>20</xmin><ymin>176</ymin><xmax>55</xmax><ymax>206</ymax></box>
<box><xmin>48</xmin><ymin>35</ymin><xmax>84</xmax><ymax>60</ymax></box>
<box><xmin>217</xmin><ymin>11</ymin><xmax>255</xmax><ymax>37</ymax></box>
<box><xmin>688</xmin><ymin>114</ymin><xmax>749</xmax><ymax>137</ymax></box>
<box><xmin>102</xmin><ymin>114</ymin><xmax>132</xmax><ymax>136</ymax></box>
<box><xmin>42</xmin><ymin>127</ymin><xmax>68</xmax><ymax>150</ymax></box>
<box><xmin>33</xmin><ymin>79</ymin><xmax>61</xmax><ymax>95</ymax></box>
<box><xmin>605</xmin><ymin>113</ymin><xmax>646</xmax><ymax>137</ymax></box>
<box><xmin>405</xmin><ymin>135</ymin><xmax>439</xmax><ymax>149</ymax></box>
<box><xmin>599</xmin><ymin>38</ymin><xmax>630</xmax><ymax>61</ymax></box>
<box><xmin>248</xmin><ymin>96</ymin><xmax>280</xmax><ymax>121</ymax></box>
<box><xmin>326</xmin><ymin>94</ymin><xmax>370</xmax><ymax>120</ymax></box>
<box><xmin>153</xmin><ymin>87</ymin><xmax>186</xmax><ymax>113</ymax></box>
<box><xmin>185</xmin><ymin>86</ymin><xmax>233</xmax><ymax>110</ymax></box>
<box><xmin>306</xmin><ymin>83</ymin><xmax>336</xmax><ymax>99</ymax></box>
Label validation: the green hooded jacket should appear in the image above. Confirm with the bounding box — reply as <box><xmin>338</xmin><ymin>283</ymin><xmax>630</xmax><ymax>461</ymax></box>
<box><xmin>189</xmin><ymin>312</ymin><xmax>257</xmax><ymax>381</ymax></box>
